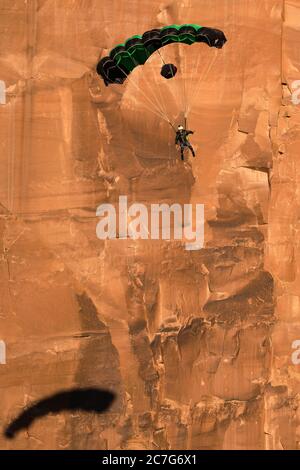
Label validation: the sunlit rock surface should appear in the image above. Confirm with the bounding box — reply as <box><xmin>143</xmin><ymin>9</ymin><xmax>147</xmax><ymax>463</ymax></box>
<box><xmin>0</xmin><ymin>0</ymin><xmax>300</xmax><ymax>450</ymax></box>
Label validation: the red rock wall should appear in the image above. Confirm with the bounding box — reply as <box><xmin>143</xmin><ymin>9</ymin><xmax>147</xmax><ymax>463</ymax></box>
<box><xmin>0</xmin><ymin>0</ymin><xmax>299</xmax><ymax>450</ymax></box>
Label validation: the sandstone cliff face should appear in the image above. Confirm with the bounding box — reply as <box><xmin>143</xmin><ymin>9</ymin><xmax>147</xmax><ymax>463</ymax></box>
<box><xmin>0</xmin><ymin>0</ymin><xmax>300</xmax><ymax>450</ymax></box>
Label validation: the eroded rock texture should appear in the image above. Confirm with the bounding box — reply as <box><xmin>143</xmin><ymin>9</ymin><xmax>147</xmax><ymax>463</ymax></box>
<box><xmin>0</xmin><ymin>0</ymin><xmax>299</xmax><ymax>450</ymax></box>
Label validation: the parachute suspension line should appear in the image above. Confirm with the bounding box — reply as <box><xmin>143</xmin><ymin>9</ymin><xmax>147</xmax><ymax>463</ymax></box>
<box><xmin>156</xmin><ymin>49</ymin><xmax>166</xmax><ymax>65</ymax></box>
<box><xmin>189</xmin><ymin>49</ymin><xmax>218</xmax><ymax>115</ymax></box>
<box><xmin>157</xmin><ymin>46</ymin><xmax>183</xmax><ymax>125</ymax></box>
<box><xmin>126</xmin><ymin>56</ymin><xmax>167</xmax><ymax>118</ymax></box>
<box><xmin>185</xmin><ymin>43</ymin><xmax>204</xmax><ymax>117</ymax></box>
<box><xmin>194</xmin><ymin>51</ymin><xmax>217</xmax><ymax>103</ymax></box>
<box><xmin>128</xmin><ymin>54</ymin><xmax>173</xmax><ymax>125</ymax></box>
<box><xmin>185</xmin><ymin>48</ymin><xmax>217</xmax><ymax>119</ymax></box>
<box><xmin>152</xmin><ymin>51</ymin><xmax>176</xmax><ymax>121</ymax></box>
<box><xmin>187</xmin><ymin>42</ymin><xmax>214</xmax><ymax>115</ymax></box>
<box><xmin>132</xmin><ymin>54</ymin><xmax>171</xmax><ymax>121</ymax></box>
<box><xmin>154</xmin><ymin>71</ymin><xmax>173</xmax><ymax>124</ymax></box>
<box><xmin>181</xmin><ymin>43</ymin><xmax>189</xmax><ymax>119</ymax></box>
<box><xmin>119</xmin><ymin>64</ymin><xmax>170</xmax><ymax>122</ymax></box>
<box><xmin>152</xmin><ymin>77</ymin><xmax>177</xmax><ymax>131</ymax></box>
<box><xmin>147</xmin><ymin>54</ymin><xmax>177</xmax><ymax>132</ymax></box>
<box><xmin>146</xmin><ymin>70</ymin><xmax>174</xmax><ymax>126</ymax></box>
<box><xmin>174</xmin><ymin>44</ymin><xmax>186</xmax><ymax>120</ymax></box>
<box><xmin>124</xmin><ymin>73</ymin><xmax>169</xmax><ymax>121</ymax></box>
<box><xmin>179</xmin><ymin>43</ymin><xmax>190</xmax><ymax>121</ymax></box>
<box><xmin>182</xmin><ymin>45</ymin><xmax>195</xmax><ymax>116</ymax></box>
<box><xmin>144</xmin><ymin>52</ymin><xmax>176</xmax><ymax>126</ymax></box>
<box><xmin>149</xmin><ymin>61</ymin><xmax>170</xmax><ymax>120</ymax></box>
<box><xmin>162</xmin><ymin>43</ymin><xmax>184</xmax><ymax>125</ymax></box>
<box><xmin>156</xmin><ymin>46</ymin><xmax>183</xmax><ymax>129</ymax></box>
<box><xmin>124</xmin><ymin>63</ymin><xmax>176</xmax><ymax>132</ymax></box>
<box><xmin>168</xmin><ymin>121</ymin><xmax>177</xmax><ymax>133</ymax></box>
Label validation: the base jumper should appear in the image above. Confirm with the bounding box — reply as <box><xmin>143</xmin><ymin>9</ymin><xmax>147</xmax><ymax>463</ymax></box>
<box><xmin>175</xmin><ymin>125</ymin><xmax>196</xmax><ymax>161</ymax></box>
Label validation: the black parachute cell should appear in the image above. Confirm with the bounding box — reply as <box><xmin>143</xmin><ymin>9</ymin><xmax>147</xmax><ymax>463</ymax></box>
<box><xmin>161</xmin><ymin>63</ymin><xmax>177</xmax><ymax>79</ymax></box>
<box><xmin>110</xmin><ymin>45</ymin><xmax>126</xmax><ymax>60</ymax></box>
<box><xmin>97</xmin><ymin>58</ymin><xmax>127</xmax><ymax>86</ymax></box>
<box><xmin>196</xmin><ymin>27</ymin><xmax>226</xmax><ymax>48</ymax></box>
<box><xmin>159</xmin><ymin>27</ymin><xmax>182</xmax><ymax>47</ymax></box>
<box><xmin>142</xmin><ymin>29</ymin><xmax>162</xmax><ymax>54</ymax></box>
<box><xmin>179</xmin><ymin>25</ymin><xmax>197</xmax><ymax>34</ymax></box>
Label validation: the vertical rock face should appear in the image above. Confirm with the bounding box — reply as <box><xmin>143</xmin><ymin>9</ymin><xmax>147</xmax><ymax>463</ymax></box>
<box><xmin>0</xmin><ymin>0</ymin><xmax>299</xmax><ymax>450</ymax></box>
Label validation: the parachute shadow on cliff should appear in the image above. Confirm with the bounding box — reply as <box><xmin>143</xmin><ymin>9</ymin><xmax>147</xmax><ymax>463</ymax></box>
<box><xmin>4</xmin><ymin>388</ymin><xmax>115</xmax><ymax>439</ymax></box>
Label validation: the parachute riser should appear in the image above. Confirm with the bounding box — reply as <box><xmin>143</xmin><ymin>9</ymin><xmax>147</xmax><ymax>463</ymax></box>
<box><xmin>169</xmin><ymin>122</ymin><xmax>177</xmax><ymax>133</ymax></box>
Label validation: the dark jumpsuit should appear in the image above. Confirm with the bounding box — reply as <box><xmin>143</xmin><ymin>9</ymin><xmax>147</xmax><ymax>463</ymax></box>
<box><xmin>175</xmin><ymin>130</ymin><xmax>195</xmax><ymax>160</ymax></box>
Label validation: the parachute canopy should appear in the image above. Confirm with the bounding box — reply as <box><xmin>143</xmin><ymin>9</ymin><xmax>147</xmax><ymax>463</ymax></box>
<box><xmin>97</xmin><ymin>24</ymin><xmax>227</xmax><ymax>86</ymax></box>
